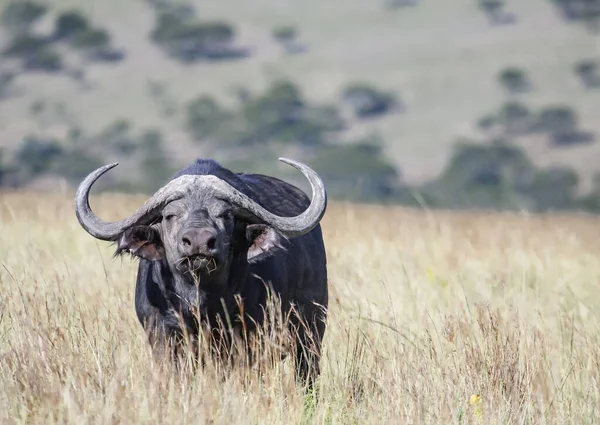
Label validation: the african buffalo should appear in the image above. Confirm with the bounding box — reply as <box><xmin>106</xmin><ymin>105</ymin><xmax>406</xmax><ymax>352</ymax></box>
<box><xmin>74</xmin><ymin>157</ymin><xmax>328</xmax><ymax>386</ymax></box>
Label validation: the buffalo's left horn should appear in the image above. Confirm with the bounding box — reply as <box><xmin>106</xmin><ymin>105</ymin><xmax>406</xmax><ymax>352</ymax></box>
<box><xmin>74</xmin><ymin>158</ymin><xmax>327</xmax><ymax>241</ymax></box>
<box><xmin>74</xmin><ymin>163</ymin><xmax>188</xmax><ymax>241</ymax></box>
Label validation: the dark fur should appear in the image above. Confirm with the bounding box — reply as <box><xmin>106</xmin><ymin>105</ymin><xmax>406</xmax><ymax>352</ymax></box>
<box><xmin>119</xmin><ymin>159</ymin><xmax>328</xmax><ymax>387</ymax></box>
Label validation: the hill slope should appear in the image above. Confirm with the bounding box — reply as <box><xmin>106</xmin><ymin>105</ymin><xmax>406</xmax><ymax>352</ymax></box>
<box><xmin>0</xmin><ymin>0</ymin><xmax>599</xmax><ymax>195</ymax></box>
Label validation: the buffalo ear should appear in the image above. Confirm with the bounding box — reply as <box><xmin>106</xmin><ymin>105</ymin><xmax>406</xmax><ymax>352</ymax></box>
<box><xmin>115</xmin><ymin>226</ymin><xmax>165</xmax><ymax>261</ymax></box>
<box><xmin>246</xmin><ymin>224</ymin><xmax>287</xmax><ymax>263</ymax></box>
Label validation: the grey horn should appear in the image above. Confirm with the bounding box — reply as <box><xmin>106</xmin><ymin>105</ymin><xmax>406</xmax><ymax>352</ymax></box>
<box><xmin>74</xmin><ymin>158</ymin><xmax>327</xmax><ymax>241</ymax></box>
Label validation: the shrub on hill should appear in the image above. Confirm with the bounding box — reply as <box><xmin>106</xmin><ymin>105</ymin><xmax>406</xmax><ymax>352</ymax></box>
<box><xmin>574</xmin><ymin>60</ymin><xmax>600</xmax><ymax>88</ymax></box>
<box><xmin>478</xmin><ymin>101</ymin><xmax>594</xmax><ymax>147</ymax></box>
<box><xmin>2</xmin><ymin>34</ymin><xmax>63</xmax><ymax>72</ymax></box>
<box><xmin>306</xmin><ymin>140</ymin><xmax>404</xmax><ymax>202</ymax></box>
<box><xmin>150</xmin><ymin>10</ymin><xmax>246</xmax><ymax>62</ymax></box>
<box><xmin>0</xmin><ymin>1</ymin><xmax>47</xmax><ymax>34</ymax></box>
<box><xmin>417</xmin><ymin>140</ymin><xmax>590</xmax><ymax>212</ymax></box>
<box><xmin>138</xmin><ymin>129</ymin><xmax>176</xmax><ymax>193</ymax></box>
<box><xmin>272</xmin><ymin>25</ymin><xmax>306</xmax><ymax>54</ymax></box>
<box><xmin>549</xmin><ymin>0</ymin><xmax>600</xmax><ymax>31</ymax></box>
<box><xmin>13</xmin><ymin>136</ymin><xmax>102</xmax><ymax>185</ymax></box>
<box><xmin>341</xmin><ymin>83</ymin><xmax>399</xmax><ymax>119</ymax></box>
<box><xmin>498</xmin><ymin>67</ymin><xmax>531</xmax><ymax>94</ymax></box>
<box><xmin>478</xmin><ymin>0</ymin><xmax>516</xmax><ymax>25</ymax></box>
<box><xmin>186</xmin><ymin>80</ymin><xmax>344</xmax><ymax>147</ymax></box>
<box><xmin>53</xmin><ymin>10</ymin><xmax>90</xmax><ymax>41</ymax></box>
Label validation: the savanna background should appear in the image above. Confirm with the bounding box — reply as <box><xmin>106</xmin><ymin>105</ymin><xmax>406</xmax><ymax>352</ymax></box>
<box><xmin>1</xmin><ymin>0</ymin><xmax>600</xmax><ymax>423</ymax></box>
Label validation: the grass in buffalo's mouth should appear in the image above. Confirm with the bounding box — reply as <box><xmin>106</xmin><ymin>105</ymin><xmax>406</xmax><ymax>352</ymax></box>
<box><xmin>1</xmin><ymin>192</ymin><xmax>600</xmax><ymax>424</ymax></box>
<box><xmin>176</xmin><ymin>255</ymin><xmax>219</xmax><ymax>276</ymax></box>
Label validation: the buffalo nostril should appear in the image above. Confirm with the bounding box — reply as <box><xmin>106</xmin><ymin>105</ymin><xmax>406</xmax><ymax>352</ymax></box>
<box><xmin>205</xmin><ymin>236</ymin><xmax>216</xmax><ymax>251</ymax></box>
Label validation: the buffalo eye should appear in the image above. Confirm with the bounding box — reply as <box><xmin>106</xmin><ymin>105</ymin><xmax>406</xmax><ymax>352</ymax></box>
<box><xmin>216</xmin><ymin>209</ymin><xmax>232</xmax><ymax>220</ymax></box>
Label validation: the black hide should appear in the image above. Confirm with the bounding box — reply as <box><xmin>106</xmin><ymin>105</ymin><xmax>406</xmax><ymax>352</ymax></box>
<box><xmin>130</xmin><ymin>159</ymin><xmax>328</xmax><ymax>386</ymax></box>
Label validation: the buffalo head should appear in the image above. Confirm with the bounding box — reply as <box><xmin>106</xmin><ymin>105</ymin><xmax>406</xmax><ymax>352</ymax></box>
<box><xmin>74</xmin><ymin>158</ymin><xmax>327</xmax><ymax>286</ymax></box>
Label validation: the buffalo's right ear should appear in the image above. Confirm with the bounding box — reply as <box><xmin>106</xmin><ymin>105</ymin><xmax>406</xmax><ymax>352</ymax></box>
<box><xmin>115</xmin><ymin>226</ymin><xmax>165</xmax><ymax>261</ymax></box>
<box><xmin>245</xmin><ymin>224</ymin><xmax>287</xmax><ymax>263</ymax></box>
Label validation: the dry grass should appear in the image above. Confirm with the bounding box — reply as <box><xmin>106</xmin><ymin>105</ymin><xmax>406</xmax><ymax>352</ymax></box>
<box><xmin>1</xmin><ymin>190</ymin><xmax>600</xmax><ymax>424</ymax></box>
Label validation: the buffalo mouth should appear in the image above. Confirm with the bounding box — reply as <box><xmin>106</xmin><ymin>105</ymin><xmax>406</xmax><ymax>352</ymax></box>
<box><xmin>176</xmin><ymin>254</ymin><xmax>219</xmax><ymax>277</ymax></box>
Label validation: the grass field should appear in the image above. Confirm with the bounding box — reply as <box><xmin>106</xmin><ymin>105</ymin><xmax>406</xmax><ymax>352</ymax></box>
<box><xmin>1</xmin><ymin>0</ymin><xmax>600</xmax><ymax>187</ymax></box>
<box><xmin>1</xmin><ymin>191</ymin><xmax>600</xmax><ymax>423</ymax></box>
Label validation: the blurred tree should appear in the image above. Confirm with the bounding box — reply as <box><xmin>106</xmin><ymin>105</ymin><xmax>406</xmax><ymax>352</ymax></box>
<box><xmin>419</xmin><ymin>141</ymin><xmax>535</xmax><ymax>210</ymax></box>
<box><xmin>575</xmin><ymin>60</ymin><xmax>600</xmax><ymax>88</ymax></box>
<box><xmin>51</xmin><ymin>148</ymin><xmax>103</xmax><ymax>184</ymax></box>
<box><xmin>70</xmin><ymin>28</ymin><xmax>115</xmax><ymax>60</ymax></box>
<box><xmin>549</xmin><ymin>0</ymin><xmax>600</xmax><ymax>31</ymax></box>
<box><xmin>272</xmin><ymin>26</ymin><xmax>297</xmax><ymax>45</ymax></box>
<box><xmin>3</xmin><ymin>33</ymin><xmax>45</xmax><ymax>56</ymax></box>
<box><xmin>187</xmin><ymin>80</ymin><xmax>343</xmax><ymax>148</ymax></box>
<box><xmin>478</xmin><ymin>0</ymin><xmax>516</xmax><ymax>25</ymax></box>
<box><xmin>578</xmin><ymin>172</ymin><xmax>600</xmax><ymax>211</ymax></box>
<box><xmin>341</xmin><ymin>82</ymin><xmax>399</xmax><ymax>119</ymax></box>
<box><xmin>307</xmin><ymin>139</ymin><xmax>402</xmax><ymax>202</ymax></box>
<box><xmin>496</xmin><ymin>101</ymin><xmax>534</xmax><ymax>137</ymax></box>
<box><xmin>150</xmin><ymin>11</ymin><xmax>243</xmax><ymax>62</ymax></box>
<box><xmin>385</xmin><ymin>0</ymin><xmax>419</xmax><ymax>9</ymax></box>
<box><xmin>186</xmin><ymin>95</ymin><xmax>231</xmax><ymax>141</ymax></box>
<box><xmin>533</xmin><ymin>105</ymin><xmax>577</xmax><ymax>135</ymax></box>
<box><xmin>95</xmin><ymin>119</ymin><xmax>138</xmax><ymax>155</ymax></box>
<box><xmin>16</xmin><ymin>136</ymin><xmax>64</xmax><ymax>178</ymax></box>
<box><xmin>0</xmin><ymin>148</ymin><xmax>5</xmax><ymax>185</ymax></box>
<box><xmin>272</xmin><ymin>25</ymin><xmax>305</xmax><ymax>54</ymax></box>
<box><xmin>0</xmin><ymin>1</ymin><xmax>47</xmax><ymax>34</ymax></box>
<box><xmin>0</xmin><ymin>71</ymin><xmax>15</xmax><ymax>99</ymax></box>
<box><xmin>498</xmin><ymin>67</ymin><xmax>531</xmax><ymax>94</ymax></box>
<box><xmin>138</xmin><ymin>129</ymin><xmax>176</xmax><ymax>192</ymax></box>
<box><xmin>53</xmin><ymin>10</ymin><xmax>90</xmax><ymax>41</ymax></box>
<box><xmin>3</xmin><ymin>34</ymin><xmax>62</xmax><ymax>72</ymax></box>
<box><xmin>524</xmin><ymin>167</ymin><xmax>579</xmax><ymax>211</ymax></box>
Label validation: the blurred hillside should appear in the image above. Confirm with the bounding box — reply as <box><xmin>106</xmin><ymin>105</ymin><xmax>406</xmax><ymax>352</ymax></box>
<box><xmin>1</xmin><ymin>0</ymin><xmax>600</xmax><ymax>211</ymax></box>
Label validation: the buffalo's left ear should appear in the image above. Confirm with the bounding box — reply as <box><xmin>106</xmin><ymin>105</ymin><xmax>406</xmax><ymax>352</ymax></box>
<box><xmin>246</xmin><ymin>224</ymin><xmax>287</xmax><ymax>263</ymax></box>
<box><xmin>115</xmin><ymin>226</ymin><xmax>165</xmax><ymax>261</ymax></box>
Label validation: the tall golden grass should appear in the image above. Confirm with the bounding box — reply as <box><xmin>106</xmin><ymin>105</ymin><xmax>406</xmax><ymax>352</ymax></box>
<box><xmin>1</xmin><ymin>191</ymin><xmax>600</xmax><ymax>424</ymax></box>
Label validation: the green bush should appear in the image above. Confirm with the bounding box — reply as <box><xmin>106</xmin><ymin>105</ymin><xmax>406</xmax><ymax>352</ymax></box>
<box><xmin>549</xmin><ymin>0</ymin><xmax>600</xmax><ymax>31</ymax></box>
<box><xmin>341</xmin><ymin>82</ymin><xmax>398</xmax><ymax>118</ymax></box>
<box><xmin>53</xmin><ymin>10</ymin><xmax>90</xmax><ymax>40</ymax></box>
<box><xmin>70</xmin><ymin>28</ymin><xmax>110</xmax><ymax>51</ymax></box>
<box><xmin>498</xmin><ymin>67</ymin><xmax>531</xmax><ymax>94</ymax></box>
<box><xmin>575</xmin><ymin>60</ymin><xmax>600</xmax><ymax>88</ymax></box>
<box><xmin>272</xmin><ymin>26</ymin><xmax>297</xmax><ymax>43</ymax></box>
<box><xmin>186</xmin><ymin>95</ymin><xmax>231</xmax><ymax>141</ymax></box>
<box><xmin>138</xmin><ymin>129</ymin><xmax>176</xmax><ymax>192</ymax></box>
<box><xmin>150</xmin><ymin>11</ymin><xmax>240</xmax><ymax>62</ymax></box>
<box><xmin>186</xmin><ymin>80</ymin><xmax>342</xmax><ymax>147</ymax></box>
<box><xmin>524</xmin><ymin>166</ymin><xmax>579</xmax><ymax>211</ymax></box>
<box><xmin>1</xmin><ymin>1</ymin><xmax>47</xmax><ymax>34</ymax></box>
<box><xmin>94</xmin><ymin>119</ymin><xmax>138</xmax><ymax>155</ymax></box>
<box><xmin>25</xmin><ymin>47</ymin><xmax>62</xmax><ymax>72</ymax></box>
<box><xmin>3</xmin><ymin>33</ymin><xmax>46</xmax><ymax>57</ymax></box>
<box><xmin>419</xmin><ymin>141</ymin><xmax>536</xmax><ymax>210</ymax></box>
<box><xmin>16</xmin><ymin>137</ymin><xmax>64</xmax><ymax>177</ymax></box>
<box><xmin>533</xmin><ymin>105</ymin><xmax>577</xmax><ymax>134</ymax></box>
<box><xmin>3</xmin><ymin>34</ymin><xmax>62</xmax><ymax>72</ymax></box>
<box><xmin>306</xmin><ymin>139</ymin><xmax>402</xmax><ymax>202</ymax></box>
<box><xmin>14</xmin><ymin>135</ymin><xmax>100</xmax><ymax>184</ymax></box>
<box><xmin>496</xmin><ymin>101</ymin><xmax>534</xmax><ymax>136</ymax></box>
<box><xmin>0</xmin><ymin>71</ymin><xmax>15</xmax><ymax>99</ymax></box>
<box><xmin>51</xmin><ymin>149</ymin><xmax>103</xmax><ymax>184</ymax></box>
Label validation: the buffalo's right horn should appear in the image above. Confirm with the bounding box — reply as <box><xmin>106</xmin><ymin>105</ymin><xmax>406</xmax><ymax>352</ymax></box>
<box><xmin>74</xmin><ymin>163</ymin><xmax>187</xmax><ymax>241</ymax></box>
<box><xmin>74</xmin><ymin>158</ymin><xmax>327</xmax><ymax>241</ymax></box>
